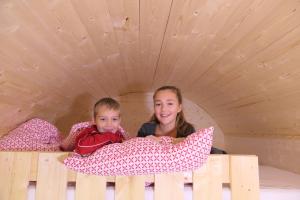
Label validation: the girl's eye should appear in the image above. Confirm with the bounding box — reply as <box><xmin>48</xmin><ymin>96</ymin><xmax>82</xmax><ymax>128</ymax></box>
<box><xmin>99</xmin><ymin>118</ymin><xmax>106</xmax><ymax>121</ymax></box>
<box><xmin>155</xmin><ymin>103</ymin><xmax>161</xmax><ymax>106</ymax></box>
<box><xmin>112</xmin><ymin>118</ymin><xmax>119</xmax><ymax>121</ymax></box>
<box><xmin>167</xmin><ymin>102</ymin><xmax>174</xmax><ymax>106</ymax></box>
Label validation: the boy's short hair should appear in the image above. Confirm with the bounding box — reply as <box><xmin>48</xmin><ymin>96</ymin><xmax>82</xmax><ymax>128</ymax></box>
<box><xmin>94</xmin><ymin>97</ymin><xmax>120</xmax><ymax>118</ymax></box>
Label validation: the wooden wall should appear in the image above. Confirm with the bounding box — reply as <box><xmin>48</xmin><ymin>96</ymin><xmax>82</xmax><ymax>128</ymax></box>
<box><xmin>1</xmin><ymin>0</ymin><xmax>300</xmax><ymax>173</ymax></box>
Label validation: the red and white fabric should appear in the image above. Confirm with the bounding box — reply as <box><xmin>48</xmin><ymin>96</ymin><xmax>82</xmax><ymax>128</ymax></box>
<box><xmin>64</xmin><ymin>127</ymin><xmax>213</xmax><ymax>176</ymax></box>
<box><xmin>59</xmin><ymin>121</ymin><xmax>92</xmax><ymax>151</ymax></box>
<box><xmin>59</xmin><ymin>121</ymin><xmax>129</xmax><ymax>151</ymax></box>
<box><xmin>74</xmin><ymin>125</ymin><xmax>124</xmax><ymax>156</ymax></box>
<box><xmin>0</xmin><ymin>119</ymin><xmax>129</xmax><ymax>152</ymax></box>
<box><xmin>0</xmin><ymin>118</ymin><xmax>61</xmax><ymax>151</ymax></box>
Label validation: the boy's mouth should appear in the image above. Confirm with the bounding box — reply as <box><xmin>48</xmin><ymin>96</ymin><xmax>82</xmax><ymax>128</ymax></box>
<box><xmin>103</xmin><ymin>128</ymin><xmax>116</xmax><ymax>133</ymax></box>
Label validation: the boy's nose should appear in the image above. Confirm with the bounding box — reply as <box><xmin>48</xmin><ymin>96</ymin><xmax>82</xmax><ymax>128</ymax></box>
<box><xmin>106</xmin><ymin>120</ymin><xmax>113</xmax><ymax>125</ymax></box>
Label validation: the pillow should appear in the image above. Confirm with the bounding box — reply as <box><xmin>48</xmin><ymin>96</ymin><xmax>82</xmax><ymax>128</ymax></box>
<box><xmin>0</xmin><ymin>118</ymin><xmax>61</xmax><ymax>151</ymax></box>
<box><xmin>64</xmin><ymin>127</ymin><xmax>213</xmax><ymax>176</ymax></box>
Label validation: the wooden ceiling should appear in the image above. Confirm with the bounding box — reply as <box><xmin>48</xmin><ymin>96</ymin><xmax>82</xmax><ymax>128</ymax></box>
<box><xmin>1</xmin><ymin>0</ymin><xmax>300</xmax><ymax>138</ymax></box>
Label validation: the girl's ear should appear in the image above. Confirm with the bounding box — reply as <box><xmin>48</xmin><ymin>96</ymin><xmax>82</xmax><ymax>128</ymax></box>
<box><xmin>178</xmin><ymin>104</ymin><xmax>182</xmax><ymax>113</ymax></box>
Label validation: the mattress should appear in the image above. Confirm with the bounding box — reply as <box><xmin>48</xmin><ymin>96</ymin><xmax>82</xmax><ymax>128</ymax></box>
<box><xmin>258</xmin><ymin>165</ymin><xmax>300</xmax><ymax>200</ymax></box>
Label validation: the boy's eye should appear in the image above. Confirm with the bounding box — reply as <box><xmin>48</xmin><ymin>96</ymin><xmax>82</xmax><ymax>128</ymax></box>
<box><xmin>112</xmin><ymin>117</ymin><xmax>119</xmax><ymax>121</ymax></box>
<box><xmin>99</xmin><ymin>118</ymin><xmax>106</xmax><ymax>121</ymax></box>
<box><xmin>155</xmin><ymin>103</ymin><xmax>161</xmax><ymax>106</ymax></box>
<box><xmin>167</xmin><ymin>102</ymin><xmax>174</xmax><ymax>106</ymax></box>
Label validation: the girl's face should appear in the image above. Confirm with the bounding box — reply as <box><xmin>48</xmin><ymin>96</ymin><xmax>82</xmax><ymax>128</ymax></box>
<box><xmin>154</xmin><ymin>89</ymin><xmax>182</xmax><ymax>128</ymax></box>
<box><xmin>94</xmin><ymin>106</ymin><xmax>121</xmax><ymax>133</ymax></box>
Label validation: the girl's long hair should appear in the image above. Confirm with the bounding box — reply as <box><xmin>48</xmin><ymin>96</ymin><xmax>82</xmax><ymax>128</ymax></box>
<box><xmin>150</xmin><ymin>86</ymin><xmax>194</xmax><ymax>137</ymax></box>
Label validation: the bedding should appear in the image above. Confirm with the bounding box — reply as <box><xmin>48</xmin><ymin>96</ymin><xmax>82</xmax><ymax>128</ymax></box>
<box><xmin>0</xmin><ymin>119</ymin><xmax>128</xmax><ymax>152</ymax></box>
<box><xmin>0</xmin><ymin>118</ymin><xmax>61</xmax><ymax>151</ymax></box>
<box><xmin>64</xmin><ymin>127</ymin><xmax>213</xmax><ymax>176</ymax></box>
<box><xmin>0</xmin><ymin>117</ymin><xmax>213</xmax><ymax>177</ymax></box>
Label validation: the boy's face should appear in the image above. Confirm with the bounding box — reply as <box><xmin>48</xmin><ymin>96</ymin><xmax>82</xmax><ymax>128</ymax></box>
<box><xmin>94</xmin><ymin>105</ymin><xmax>121</xmax><ymax>133</ymax></box>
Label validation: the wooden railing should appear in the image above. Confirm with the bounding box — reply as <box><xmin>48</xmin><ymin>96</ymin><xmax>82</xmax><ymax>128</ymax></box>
<box><xmin>0</xmin><ymin>152</ymin><xmax>259</xmax><ymax>200</ymax></box>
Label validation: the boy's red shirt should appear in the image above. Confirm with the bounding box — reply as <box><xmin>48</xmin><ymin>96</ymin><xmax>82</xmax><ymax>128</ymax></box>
<box><xmin>74</xmin><ymin>125</ymin><xmax>124</xmax><ymax>156</ymax></box>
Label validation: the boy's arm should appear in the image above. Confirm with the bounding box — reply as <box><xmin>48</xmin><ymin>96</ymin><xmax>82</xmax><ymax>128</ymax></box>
<box><xmin>60</xmin><ymin>126</ymin><xmax>93</xmax><ymax>151</ymax></box>
<box><xmin>60</xmin><ymin>122</ymin><xmax>92</xmax><ymax>151</ymax></box>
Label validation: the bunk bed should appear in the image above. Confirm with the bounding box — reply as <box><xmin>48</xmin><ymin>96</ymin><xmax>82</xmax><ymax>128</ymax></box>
<box><xmin>0</xmin><ymin>152</ymin><xmax>259</xmax><ymax>200</ymax></box>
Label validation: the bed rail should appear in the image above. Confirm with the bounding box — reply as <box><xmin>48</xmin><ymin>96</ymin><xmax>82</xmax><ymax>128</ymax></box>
<box><xmin>0</xmin><ymin>152</ymin><xmax>259</xmax><ymax>200</ymax></box>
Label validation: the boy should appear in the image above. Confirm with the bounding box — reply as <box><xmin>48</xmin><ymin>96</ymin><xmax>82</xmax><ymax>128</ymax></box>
<box><xmin>60</xmin><ymin>97</ymin><xmax>126</xmax><ymax>156</ymax></box>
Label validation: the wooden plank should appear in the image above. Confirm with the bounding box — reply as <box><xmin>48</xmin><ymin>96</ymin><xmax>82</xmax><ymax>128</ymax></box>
<box><xmin>139</xmin><ymin>0</ymin><xmax>173</xmax><ymax>89</ymax></box>
<box><xmin>35</xmin><ymin>153</ymin><xmax>68</xmax><ymax>200</ymax></box>
<box><xmin>105</xmin><ymin>0</ymin><xmax>140</xmax><ymax>91</ymax></box>
<box><xmin>115</xmin><ymin>175</ymin><xmax>146</xmax><ymax>200</ymax></box>
<box><xmin>154</xmin><ymin>0</ymin><xmax>243</xmax><ymax>88</ymax></box>
<box><xmin>154</xmin><ymin>172</ymin><xmax>184</xmax><ymax>200</ymax></box>
<box><xmin>230</xmin><ymin>155</ymin><xmax>259</xmax><ymax>200</ymax></box>
<box><xmin>0</xmin><ymin>1</ymin><xmax>99</xmax><ymax>97</ymax></box>
<box><xmin>181</xmin><ymin>0</ymin><xmax>286</xmax><ymax>91</ymax></box>
<box><xmin>8</xmin><ymin>152</ymin><xmax>32</xmax><ymax>200</ymax></box>
<box><xmin>23</xmin><ymin>0</ymin><xmax>112</xmax><ymax>96</ymax></box>
<box><xmin>0</xmin><ymin>152</ymin><xmax>15</xmax><ymax>200</ymax></box>
<box><xmin>152</xmin><ymin>0</ymin><xmax>246</xmax><ymax>88</ymax></box>
<box><xmin>193</xmin><ymin>156</ymin><xmax>223</xmax><ymax>200</ymax></box>
<box><xmin>29</xmin><ymin>152</ymin><xmax>38</xmax><ymax>181</ymax></box>
<box><xmin>75</xmin><ymin>173</ymin><xmax>106</xmax><ymax>200</ymax></box>
<box><xmin>0</xmin><ymin>152</ymin><xmax>32</xmax><ymax>200</ymax></box>
<box><xmin>220</xmin><ymin>155</ymin><xmax>230</xmax><ymax>183</ymax></box>
<box><xmin>0</xmin><ymin>152</ymin><xmax>260</xmax><ymax>200</ymax></box>
<box><xmin>71</xmin><ymin>0</ymin><xmax>127</xmax><ymax>95</ymax></box>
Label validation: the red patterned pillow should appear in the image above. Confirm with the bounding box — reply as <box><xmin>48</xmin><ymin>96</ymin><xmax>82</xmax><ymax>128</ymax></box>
<box><xmin>0</xmin><ymin>118</ymin><xmax>61</xmax><ymax>151</ymax></box>
<box><xmin>64</xmin><ymin>127</ymin><xmax>213</xmax><ymax>176</ymax></box>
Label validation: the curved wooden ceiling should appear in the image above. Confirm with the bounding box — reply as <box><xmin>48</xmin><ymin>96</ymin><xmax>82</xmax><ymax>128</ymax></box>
<box><xmin>1</xmin><ymin>0</ymin><xmax>300</xmax><ymax>139</ymax></box>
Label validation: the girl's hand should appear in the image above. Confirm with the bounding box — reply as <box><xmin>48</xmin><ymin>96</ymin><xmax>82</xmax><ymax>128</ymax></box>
<box><xmin>172</xmin><ymin>137</ymin><xmax>185</xmax><ymax>144</ymax></box>
<box><xmin>146</xmin><ymin>135</ymin><xmax>162</xmax><ymax>142</ymax></box>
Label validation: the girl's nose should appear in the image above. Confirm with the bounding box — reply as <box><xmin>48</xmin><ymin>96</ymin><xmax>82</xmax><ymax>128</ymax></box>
<box><xmin>161</xmin><ymin>104</ymin><xmax>166</xmax><ymax>111</ymax></box>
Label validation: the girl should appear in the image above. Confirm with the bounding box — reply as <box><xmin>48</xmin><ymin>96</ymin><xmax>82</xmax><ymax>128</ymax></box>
<box><xmin>137</xmin><ymin>85</ymin><xmax>226</xmax><ymax>153</ymax></box>
<box><xmin>137</xmin><ymin>86</ymin><xmax>194</xmax><ymax>140</ymax></box>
